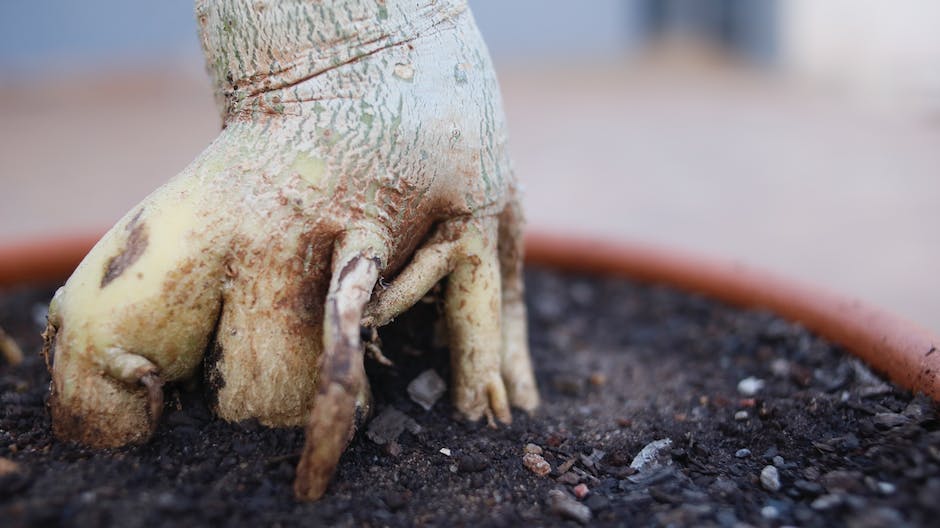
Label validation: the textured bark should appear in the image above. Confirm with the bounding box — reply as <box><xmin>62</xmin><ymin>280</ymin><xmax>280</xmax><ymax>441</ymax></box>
<box><xmin>46</xmin><ymin>0</ymin><xmax>538</xmax><ymax>501</ymax></box>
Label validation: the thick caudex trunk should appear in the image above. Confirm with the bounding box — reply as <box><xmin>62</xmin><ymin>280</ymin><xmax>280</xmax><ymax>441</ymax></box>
<box><xmin>45</xmin><ymin>0</ymin><xmax>538</xmax><ymax>501</ymax></box>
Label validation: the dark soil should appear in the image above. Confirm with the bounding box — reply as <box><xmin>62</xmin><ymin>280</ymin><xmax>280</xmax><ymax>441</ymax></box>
<box><xmin>2</xmin><ymin>268</ymin><xmax>938</xmax><ymax>527</ymax></box>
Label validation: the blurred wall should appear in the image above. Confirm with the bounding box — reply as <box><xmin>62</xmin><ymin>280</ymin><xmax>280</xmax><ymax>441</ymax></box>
<box><xmin>0</xmin><ymin>0</ymin><xmax>198</xmax><ymax>78</ymax></box>
<box><xmin>0</xmin><ymin>0</ymin><xmax>636</xmax><ymax>79</ymax></box>
<box><xmin>782</xmin><ymin>0</ymin><xmax>940</xmax><ymax>111</ymax></box>
<box><xmin>0</xmin><ymin>0</ymin><xmax>779</xmax><ymax>79</ymax></box>
<box><xmin>635</xmin><ymin>0</ymin><xmax>778</xmax><ymax>64</ymax></box>
<box><xmin>468</xmin><ymin>0</ymin><xmax>637</xmax><ymax>62</ymax></box>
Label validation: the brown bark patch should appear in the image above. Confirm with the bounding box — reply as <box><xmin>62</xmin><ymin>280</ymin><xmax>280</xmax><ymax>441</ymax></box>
<box><xmin>101</xmin><ymin>212</ymin><xmax>149</xmax><ymax>288</ymax></box>
<box><xmin>40</xmin><ymin>319</ymin><xmax>58</xmax><ymax>371</ymax></box>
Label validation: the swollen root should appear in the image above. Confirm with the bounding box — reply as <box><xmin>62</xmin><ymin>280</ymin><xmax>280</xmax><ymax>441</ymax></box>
<box><xmin>45</xmin><ymin>0</ymin><xmax>539</xmax><ymax>503</ymax></box>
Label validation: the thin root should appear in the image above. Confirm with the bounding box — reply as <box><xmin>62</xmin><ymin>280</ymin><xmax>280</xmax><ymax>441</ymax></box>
<box><xmin>365</xmin><ymin>342</ymin><xmax>394</xmax><ymax>367</ymax></box>
<box><xmin>140</xmin><ymin>372</ymin><xmax>165</xmax><ymax>434</ymax></box>
<box><xmin>294</xmin><ymin>238</ymin><xmax>383</xmax><ymax>501</ymax></box>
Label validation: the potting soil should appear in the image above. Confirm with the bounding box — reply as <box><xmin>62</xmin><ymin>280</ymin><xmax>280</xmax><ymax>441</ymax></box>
<box><xmin>1</xmin><ymin>268</ymin><xmax>937</xmax><ymax>527</ymax></box>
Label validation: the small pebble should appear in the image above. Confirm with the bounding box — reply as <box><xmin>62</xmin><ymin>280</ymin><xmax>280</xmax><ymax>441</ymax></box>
<box><xmin>873</xmin><ymin>412</ymin><xmax>911</xmax><ymax>429</ymax></box>
<box><xmin>761</xmin><ymin>505</ymin><xmax>780</xmax><ymax>519</ymax></box>
<box><xmin>366</xmin><ymin>407</ymin><xmax>421</xmax><ymax>446</ymax></box>
<box><xmin>760</xmin><ymin>465</ymin><xmax>781</xmax><ymax>492</ymax></box>
<box><xmin>735</xmin><ymin>449</ymin><xmax>751</xmax><ymax>458</ymax></box>
<box><xmin>629</xmin><ymin>438</ymin><xmax>673</xmax><ymax>472</ymax></box>
<box><xmin>737</xmin><ymin>376</ymin><xmax>765</xmax><ymax>396</ymax></box>
<box><xmin>0</xmin><ymin>457</ymin><xmax>20</xmax><ymax>477</ymax></box>
<box><xmin>772</xmin><ymin>455</ymin><xmax>785</xmax><ymax>467</ymax></box>
<box><xmin>709</xmin><ymin>478</ymin><xmax>739</xmax><ymax>498</ymax></box>
<box><xmin>457</xmin><ymin>453</ymin><xmax>488</xmax><ymax>473</ymax></box>
<box><xmin>524</xmin><ymin>443</ymin><xmax>543</xmax><ymax>455</ymax></box>
<box><xmin>877</xmin><ymin>481</ymin><xmax>896</xmax><ymax>495</ymax></box>
<box><xmin>771</xmin><ymin>358</ymin><xmax>790</xmax><ymax>377</ymax></box>
<box><xmin>557</xmin><ymin>457</ymin><xmax>578</xmax><ymax>474</ymax></box>
<box><xmin>406</xmin><ymin>369</ymin><xmax>446</xmax><ymax>411</ymax></box>
<box><xmin>803</xmin><ymin>466</ymin><xmax>821</xmax><ymax>481</ymax></box>
<box><xmin>439</xmin><ymin>448</ymin><xmax>451</xmax><ymax>457</ymax></box>
<box><xmin>734</xmin><ymin>410</ymin><xmax>749</xmax><ymax>421</ymax></box>
<box><xmin>588</xmin><ymin>372</ymin><xmax>607</xmax><ymax>387</ymax></box>
<box><xmin>580</xmin><ymin>448</ymin><xmax>605</xmax><ymax>469</ymax></box>
<box><xmin>794</xmin><ymin>479</ymin><xmax>824</xmax><ymax>496</ymax></box>
<box><xmin>383</xmin><ymin>490</ymin><xmax>410</xmax><ymax>511</ymax></box>
<box><xmin>573</xmin><ymin>483</ymin><xmax>589</xmax><ymax>500</ymax></box>
<box><xmin>811</xmin><ymin>494</ymin><xmax>843</xmax><ymax>510</ymax></box>
<box><xmin>903</xmin><ymin>400</ymin><xmax>926</xmax><ymax>420</ymax></box>
<box><xmin>547</xmin><ymin>489</ymin><xmax>592</xmax><ymax>525</ymax></box>
<box><xmin>523</xmin><ymin>453</ymin><xmax>551</xmax><ymax>477</ymax></box>
<box><xmin>820</xmin><ymin>470</ymin><xmax>864</xmax><ymax>493</ymax></box>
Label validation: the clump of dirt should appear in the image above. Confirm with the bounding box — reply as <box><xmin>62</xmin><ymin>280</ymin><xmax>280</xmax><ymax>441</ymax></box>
<box><xmin>1</xmin><ymin>268</ymin><xmax>938</xmax><ymax>527</ymax></box>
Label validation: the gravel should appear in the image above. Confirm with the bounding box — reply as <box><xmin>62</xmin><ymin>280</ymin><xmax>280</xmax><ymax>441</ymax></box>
<box><xmin>629</xmin><ymin>438</ymin><xmax>673</xmax><ymax>472</ymax></box>
<box><xmin>737</xmin><ymin>376</ymin><xmax>765</xmax><ymax>396</ymax></box>
<box><xmin>523</xmin><ymin>453</ymin><xmax>552</xmax><ymax>477</ymax></box>
<box><xmin>547</xmin><ymin>489</ymin><xmax>592</xmax><ymax>524</ymax></box>
<box><xmin>760</xmin><ymin>465</ymin><xmax>782</xmax><ymax>492</ymax></box>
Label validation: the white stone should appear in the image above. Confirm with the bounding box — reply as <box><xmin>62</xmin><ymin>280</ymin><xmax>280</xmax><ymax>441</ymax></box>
<box><xmin>737</xmin><ymin>376</ymin><xmax>765</xmax><ymax>396</ymax></box>
<box><xmin>629</xmin><ymin>438</ymin><xmax>673</xmax><ymax>472</ymax></box>
<box><xmin>760</xmin><ymin>465</ymin><xmax>781</xmax><ymax>492</ymax></box>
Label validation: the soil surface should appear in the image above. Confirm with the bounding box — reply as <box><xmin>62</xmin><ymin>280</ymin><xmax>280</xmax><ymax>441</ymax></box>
<box><xmin>1</xmin><ymin>268</ymin><xmax>938</xmax><ymax>527</ymax></box>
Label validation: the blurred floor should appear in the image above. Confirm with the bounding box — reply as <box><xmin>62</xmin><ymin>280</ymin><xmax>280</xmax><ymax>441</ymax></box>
<box><xmin>1</xmin><ymin>60</ymin><xmax>938</xmax><ymax>332</ymax></box>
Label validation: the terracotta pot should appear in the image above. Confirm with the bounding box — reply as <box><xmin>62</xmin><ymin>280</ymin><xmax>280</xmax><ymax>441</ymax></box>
<box><xmin>2</xmin><ymin>230</ymin><xmax>937</xmax><ymax>400</ymax></box>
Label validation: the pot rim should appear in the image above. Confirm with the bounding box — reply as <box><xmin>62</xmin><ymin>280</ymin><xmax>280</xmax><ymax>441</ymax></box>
<box><xmin>1</xmin><ymin>230</ymin><xmax>937</xmax><ymax>400</ymax></box>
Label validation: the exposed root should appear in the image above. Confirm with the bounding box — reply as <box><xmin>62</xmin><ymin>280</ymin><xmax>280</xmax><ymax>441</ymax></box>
<box><xmin>294</xmin><ymin>242</ymin><xmax>382</xmax><ymax>501</ymax></box>
<box><xmin>0</xmin><ymin>327</ymin><xmax>24</xmax><ymax>366</ymax></box>
<box><xmin>364</xmin><ymin>328</ymin><xmax>394</xmax><ymax>366</ymax></box>
<box><xmin>43</xmin><ymin>0</ymin><xmax>539</xmax><ymax>504</ymax></box>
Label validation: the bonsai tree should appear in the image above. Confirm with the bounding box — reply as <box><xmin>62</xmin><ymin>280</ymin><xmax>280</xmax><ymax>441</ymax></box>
<box><xmin>42</xmin><ymin>0</ymin><xmax>538</xmax><ymax>500</ymax></box>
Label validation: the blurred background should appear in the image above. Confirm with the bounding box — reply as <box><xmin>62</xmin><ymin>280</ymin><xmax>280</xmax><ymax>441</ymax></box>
<box><xmin>1</xmin><ymin>0</ymin><xmax>938</xmax><ymax>331</ymax></box>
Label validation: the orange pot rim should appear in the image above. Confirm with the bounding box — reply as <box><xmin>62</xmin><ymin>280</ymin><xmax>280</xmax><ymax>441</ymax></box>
<box><xmin>1</xmin><ymin>230</ymin><xmax>937</xmax><ymax>400</ymax></box>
